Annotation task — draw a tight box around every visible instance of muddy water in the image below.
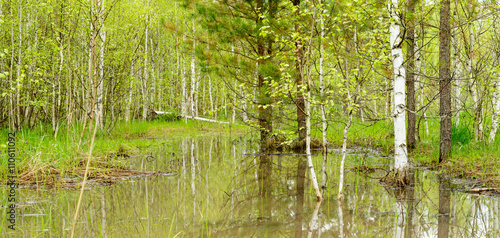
[2,135,500,237]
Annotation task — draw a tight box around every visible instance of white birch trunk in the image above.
[390,0,408,175]
[181,40,187,118]
[306,81,322,201]
[241,85,248,122]
[337,97,352,200]
[190,19,197,117]
[142,13,149,120]
[319,7,328,188]
[232,81,236,123]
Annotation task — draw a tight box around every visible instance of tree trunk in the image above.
[406,0,416,150]
[319,5,328,188]
[190,18,197,117]
[338,107,352,200]
[439,0,452,162]
[490,74,500,143]
[390,0,409,179]
[125,62,134,122]
[257,0,272,152]
[294,0,306,142]
[414,25,423,140]
[452,18,463,127]
[96,0,105,128]
[142,12,149,120]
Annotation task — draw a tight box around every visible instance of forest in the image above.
[1,0,500,237]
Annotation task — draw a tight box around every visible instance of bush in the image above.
[155,112,180,122]
[452,123,472,146]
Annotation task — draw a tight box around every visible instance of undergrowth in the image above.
[0,119,248,183]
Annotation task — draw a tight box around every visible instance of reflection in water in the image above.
[438,176,451,238]
[307,200,322,238]
[393,172,415,238]
[3,136,500,237]
[259,155,272,197]
[295,156,307,238]
[338,199,344,238]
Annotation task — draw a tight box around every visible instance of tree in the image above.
[406,0,416,150]
[439,0,452,162]
[390,0,409,182]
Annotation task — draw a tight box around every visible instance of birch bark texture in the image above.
[389,0,408,176]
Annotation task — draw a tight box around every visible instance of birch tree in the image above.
[390,0,409,182]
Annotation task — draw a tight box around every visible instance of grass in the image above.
[0,119,249,185]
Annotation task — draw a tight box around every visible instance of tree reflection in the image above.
[437,176,451,238]
[258,155,272,197]
[295,156,307,238]
[393,171,415,238]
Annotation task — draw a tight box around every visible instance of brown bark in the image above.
[293,0,306,142]
[439,0,452,162]
[257,0,273,152]
[406,0,416,150]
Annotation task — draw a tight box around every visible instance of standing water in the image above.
[2,135,499,237]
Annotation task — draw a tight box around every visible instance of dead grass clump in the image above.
[16,158,168,189]
[290,138,324,151]
[380,168,410,188]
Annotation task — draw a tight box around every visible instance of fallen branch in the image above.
[182,115,229,124]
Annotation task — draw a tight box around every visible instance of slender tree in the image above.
[439,0,452,162]
[406,0,416,150]
[390,0,409,182]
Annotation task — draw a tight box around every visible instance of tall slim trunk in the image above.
[16,1,23,130]
[232,81,236,123]
[96,0,105,128]
[293,0,306,142]
[337,105,352,200]
[257,0,272,152]
[418,19,429,137]
[190,18,197,117]
[406,0,416,150]
[414,26,423,140]
[319,5,328,188]
[452,22,463,127]
[390,0,408,179]
[8,5,13,130]
[468,24,483,141]
[439,0,452,162]
[305,32,321,201]
[142,11,149,120]
[181,35,187,118]
[125,62,134,122]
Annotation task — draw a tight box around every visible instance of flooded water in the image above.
[2,134,500,237]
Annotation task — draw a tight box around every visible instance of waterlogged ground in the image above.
[1,135,500,237]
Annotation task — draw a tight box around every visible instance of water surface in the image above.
[2,135,499,237]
